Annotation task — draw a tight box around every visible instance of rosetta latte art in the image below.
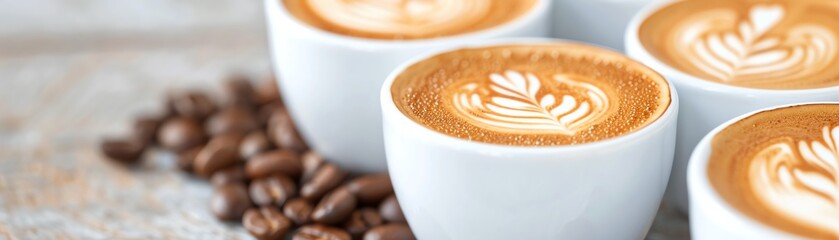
[449,70,609,135]
[675,4,838,85]
[749,126,839,233]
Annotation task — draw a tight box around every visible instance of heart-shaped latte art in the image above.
[675,4,838,85]
[749,126,839,233]
[449,70,610,135]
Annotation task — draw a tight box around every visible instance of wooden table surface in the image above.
[0,1,689,239]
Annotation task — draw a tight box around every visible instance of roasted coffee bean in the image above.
[246,150,302,179]
[133,115,162,146]
[210,165,247,186]
[100,138,145,164]
[205,106,258,136]
[193,133,243,178]
[300,163,346,201]
[283,198,313,225]
[346,174,393,205]
[177,146,202,172]
[257,102,284,128]
[379,195,406,223]
[293,224,351,240]
[168,91,216,120]
[240,131,274,160]
[267,109,307,152]
[222,74,256,107]
[312,187,357,225]
[254,75,281,106]
[345,208,383,238]
[300,151,324,183]
[243,207,291,240]
[363,224,415,240]
[211,183,251,221]
[250,174,297,207]
[158,117,206,153]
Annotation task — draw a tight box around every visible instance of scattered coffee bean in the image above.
[134,115,162,146]
[240,131,274,160]
[246,150,302,179]
[345,208,383,238]
[257,102,284,128]
[363,224,415,240]
[158,117,206,153]
[254,75,281,106]
[347,174,393,205]
[168,91,216,120]
[312,187,357,225]
[250,174,297,207]
[193,133,243,178]
[177,146,202,172]
[267,109,307,152]
[379,195,406,223]
[100,138,145,164]
[283,198,313,225]
[293,224,351,240]
[243,207,292,240]
[300,163,346,201]
[300,151,324,183]
[222,74,256,107]
[211,183,251,221]
[211,165,247,187]
[205,106,258,136]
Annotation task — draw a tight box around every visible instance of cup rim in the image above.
[266,0,551,49]
[380,38,680,156]
[624,0,839,95]
[687,102,839,239]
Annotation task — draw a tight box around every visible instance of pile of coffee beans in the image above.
[100,74,415,240]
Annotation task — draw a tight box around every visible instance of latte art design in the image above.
[677,5,837,85]
[749,126,839,232]
[449,70,609,135]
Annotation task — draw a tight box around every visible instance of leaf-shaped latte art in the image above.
[449,70,609,135]
[749,126,839,232]
[678,4,838,84]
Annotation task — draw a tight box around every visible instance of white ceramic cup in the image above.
[552,0,659,51]
[687,102,837,240]
[381,39,680,240]
[264,0,551,172]
[625,1,839,213]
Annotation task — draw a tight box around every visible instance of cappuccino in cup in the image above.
[626,0,839,213]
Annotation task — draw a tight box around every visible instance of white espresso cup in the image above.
[625,0,839,213]
[381,39,680,240]
[687,102,839,240]
[552,0,658,51]
[264,0,551,172]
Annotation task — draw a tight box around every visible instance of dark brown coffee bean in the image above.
[177,146,202,172]
[254,75,281,106]
[222,74,256,107]
[210,165,246,186]
[250,174,297,207]
[158,117,206,153]
[363,224,415,240]
[283,198,313,225]
[193,133,243,178]
[345,208,383,238]
[293,224,351,240]
[312,187,357,225]
[257,102,284,128]
[100,138,145,164]
[211,183,251,221]
[347,174,393,205]
[267,109,307,152]
[246,150,302,179]
[133,115,162,146]
[379,195,405,223]
[205,106,258,136]
[168,91,216,120]
[300,163,346,201]
[300,151,324,183]
[243,207,291,240]
[240,131,274,160]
